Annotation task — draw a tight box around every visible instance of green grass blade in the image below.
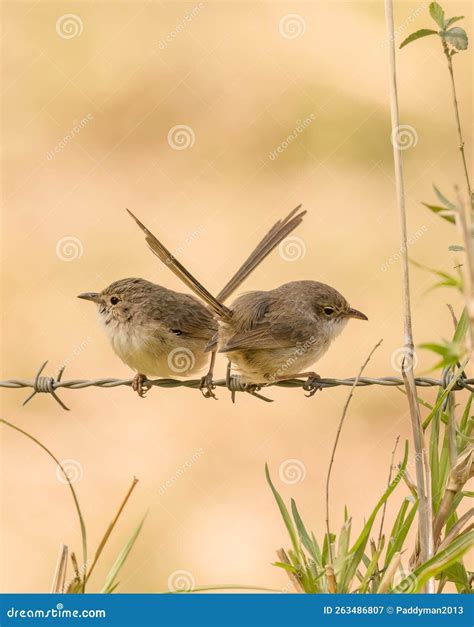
[0,419,88,592]
[265,464,300,556]
[385,500,418,567]
[101,513,147,593]
[339,441,409,591]
[291,499,321,566]
[392,529,474,592]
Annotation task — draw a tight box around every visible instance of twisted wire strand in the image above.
[1,361,473,411]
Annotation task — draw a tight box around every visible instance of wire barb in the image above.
[1,362,473,411]
[21,361,70,411]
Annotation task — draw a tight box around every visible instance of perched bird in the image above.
[78,205,306,397]
[128,212,368,397]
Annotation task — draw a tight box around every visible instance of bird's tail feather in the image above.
[216,204,305,302]
[127,209,232,320]
[127,203,306,321]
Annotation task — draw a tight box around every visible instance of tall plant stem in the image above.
[442,41,473,208]
[383,0,434,592]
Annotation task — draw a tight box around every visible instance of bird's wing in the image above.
[219,322,297,352]
[152,294,218,340]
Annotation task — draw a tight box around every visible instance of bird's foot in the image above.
[199,373,217,400]
[132,373,150,398]
[302,373,322,397]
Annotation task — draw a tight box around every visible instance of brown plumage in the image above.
[129,213,368,386]
[79,205,306,395]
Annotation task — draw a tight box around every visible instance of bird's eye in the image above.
[110,296,119,305]
[324,307,335,316]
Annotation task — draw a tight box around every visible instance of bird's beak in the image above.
[77,292,101,303]
[344,307,368,321]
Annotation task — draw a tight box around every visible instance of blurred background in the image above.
[1,0,472,592]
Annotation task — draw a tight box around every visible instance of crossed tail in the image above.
[127,204,305,320]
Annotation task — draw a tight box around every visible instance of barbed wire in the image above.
[1,361,473,410]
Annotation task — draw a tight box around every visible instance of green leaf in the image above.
[265,464,300,557]
[422,203,455,224]
[400,29,438,49]
[291,499,322,566]
[358,547,383,593]
[429,2,445,28]
[433,185,457,211]
[422,361,469,429]
[339,442,409,591]
[442,27,468,50]
[385,497,415,567]
[101,513,147,593]
[392,529,474,592]
[453,307,468,344]
[444,16,464,29]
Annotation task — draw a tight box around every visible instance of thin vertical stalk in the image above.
[442,41,473,207]
[383,0,434,592]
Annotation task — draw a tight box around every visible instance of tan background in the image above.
[1,0,472,592]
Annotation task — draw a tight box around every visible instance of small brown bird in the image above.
[128,211,368,397]
[78,205,306,397]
